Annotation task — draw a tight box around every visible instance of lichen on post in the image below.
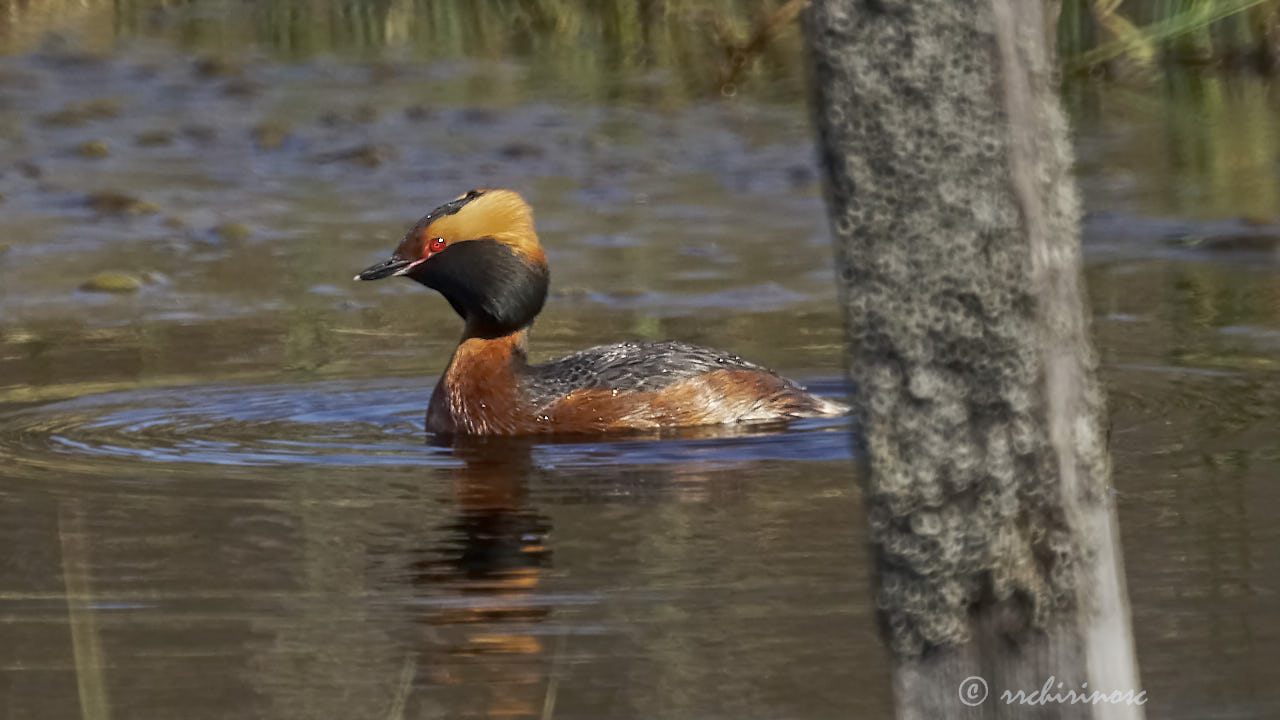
[804,1,1143,717]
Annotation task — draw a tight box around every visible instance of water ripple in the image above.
[0,378,853,473]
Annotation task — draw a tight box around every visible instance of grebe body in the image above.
[356,189,846,435]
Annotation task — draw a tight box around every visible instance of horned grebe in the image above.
[355,189,847,435]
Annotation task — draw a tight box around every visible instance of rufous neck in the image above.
[460,326,528,347]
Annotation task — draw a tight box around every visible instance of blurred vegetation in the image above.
[0,0,812,102]
[6,0,1280,87]
[1061,0,1280,76]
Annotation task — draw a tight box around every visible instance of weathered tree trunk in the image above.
[804,2,1143,718]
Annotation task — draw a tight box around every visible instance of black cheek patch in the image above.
[412,239,549,337]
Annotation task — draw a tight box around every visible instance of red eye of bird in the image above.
[429,237,446,253]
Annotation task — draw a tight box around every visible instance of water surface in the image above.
[1,4,1279,719]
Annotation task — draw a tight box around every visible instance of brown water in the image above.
[1,5,1278,720]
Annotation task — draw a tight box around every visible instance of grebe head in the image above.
[355,189,549,338]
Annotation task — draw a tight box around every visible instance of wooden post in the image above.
[804,1,1144,718]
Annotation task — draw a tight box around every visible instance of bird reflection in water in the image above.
[382,426,780,717]
[404,436,556,719]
